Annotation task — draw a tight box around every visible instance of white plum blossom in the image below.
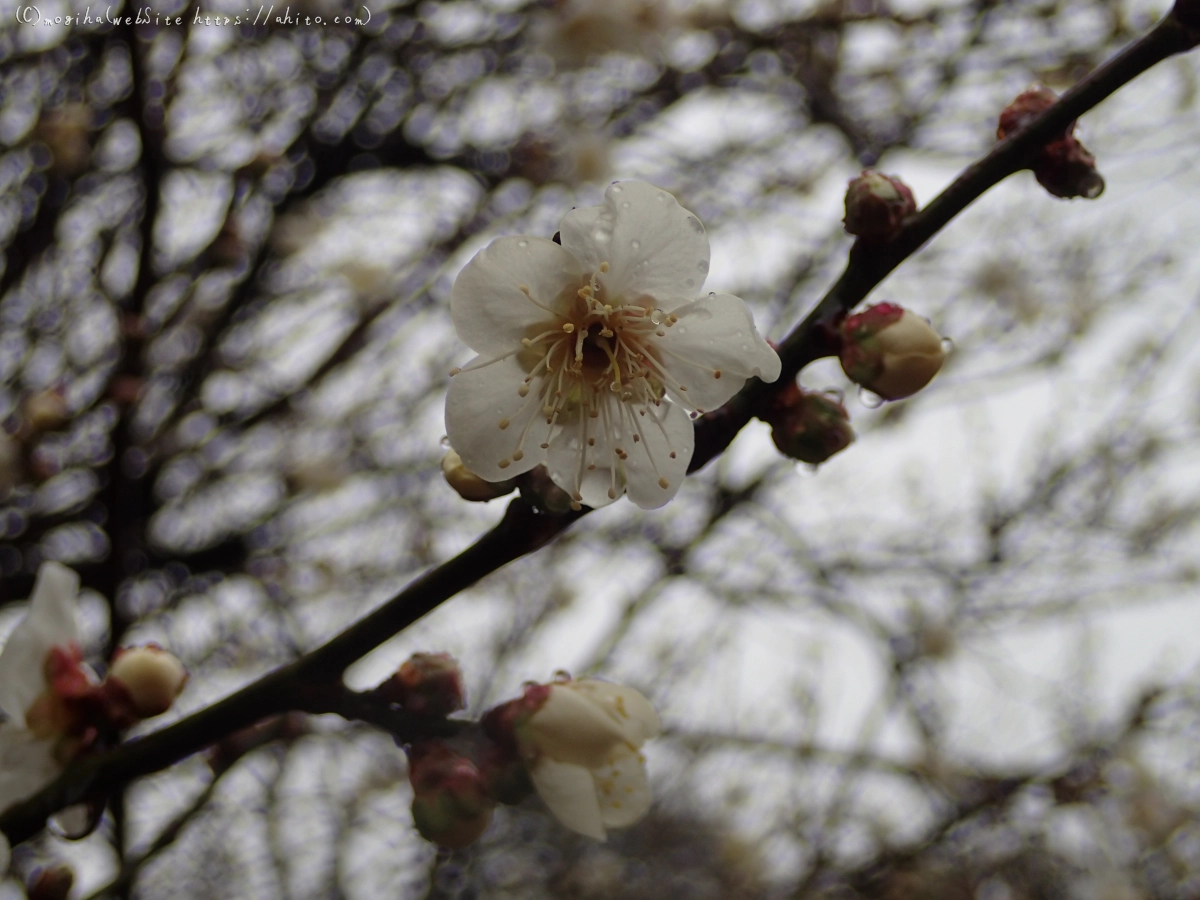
[0,562,81,816]
[521,679,660,841]
[445,181,781,509]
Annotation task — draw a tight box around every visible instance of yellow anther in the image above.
[658,477,669,489]
[562,323,575,333]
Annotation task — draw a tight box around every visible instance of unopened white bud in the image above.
[442,448,516,502]
[109,646,187,718]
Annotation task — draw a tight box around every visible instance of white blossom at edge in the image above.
[0,562,81,816]
[445,180,781,510]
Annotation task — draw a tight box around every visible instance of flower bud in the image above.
[1032,138,1104,200]
[997,86,1104,200]
[839,304,946,401]
[407,742,494,849]
[764,383,855,465]
[442,448,516,502]
[843,171,917,240]
[376,652,465,717]
[108,646,188,718]
[996,84,1062,141]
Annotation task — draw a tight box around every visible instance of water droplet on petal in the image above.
[439,435,451,448]
[522,680,539,690]
[611,184,623,193]
[822,388,845,404]
[621,201,631,209]
[552,669,572,683]
[518,240,528,248]
[630,239,641,251]
[697,260,709,274]
[650,309,665,324]
[941,336,955,353]
[858,386,885,409]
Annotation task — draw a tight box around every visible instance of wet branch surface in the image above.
[2,5,1197,851]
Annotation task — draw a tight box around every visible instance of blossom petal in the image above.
[569,681,660,745]
[545,397,693,510]
[451,236,585,358]
[543,408,622,509]
[445,356,551,483]
[528,684,630,769]
[0,723,61,814]
[0,562,80,723]
[593,743,652,829]
[559,182,710,308]
[529,757,606,841]
[616,399,692,510]
[657,292,781,413]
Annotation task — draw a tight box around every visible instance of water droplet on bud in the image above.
[552,669,572,683]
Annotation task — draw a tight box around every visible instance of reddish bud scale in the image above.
[839,303,904,388]
[843,171,917,241]
[377,652,465,717]
[996,86,1067,141]
[481,682,552,755]
[407,742,495,849]
[997,86,1104,200]
[765,383,855,465]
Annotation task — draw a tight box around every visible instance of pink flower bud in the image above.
[1032,138,1105,200]
[108,645,188,718]
[997,86,1104,200]
[764,382,855,465]
[996,85,1063,141]
[376,652,465,717]
[407,742,494,849]
[843,171,917,240]
[839,304,946,401]
[442,448,517,502]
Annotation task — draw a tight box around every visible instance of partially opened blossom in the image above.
[484,677,660,841]
[445,181,780,509]
[0,562,82,815]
